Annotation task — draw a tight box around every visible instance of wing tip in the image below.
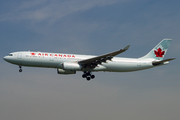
[123,45,130,50]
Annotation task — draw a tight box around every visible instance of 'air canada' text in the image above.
[31,53,75,58]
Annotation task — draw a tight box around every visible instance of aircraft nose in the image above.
[3,56,8,61]
[3,56,11,62]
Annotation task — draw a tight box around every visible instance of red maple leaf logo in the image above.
[31,53,36,55]
[154,48,165,57]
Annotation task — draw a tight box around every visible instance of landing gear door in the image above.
[17,53,22,59]
[137,59,141,66]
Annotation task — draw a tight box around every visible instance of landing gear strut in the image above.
[19,66,22,72]
[82,71,95,81]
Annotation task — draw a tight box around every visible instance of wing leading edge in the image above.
[78,45,130,69]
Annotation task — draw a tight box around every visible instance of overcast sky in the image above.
[0,0,180,120]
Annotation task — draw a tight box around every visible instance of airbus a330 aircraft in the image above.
[3,39,175,81]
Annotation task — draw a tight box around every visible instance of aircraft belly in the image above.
[106,62,137,72]
[22,57,60,68]
[104,61,153,72]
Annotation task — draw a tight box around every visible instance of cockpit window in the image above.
[8,54,13,56]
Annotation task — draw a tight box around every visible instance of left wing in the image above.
[78,45,130,69]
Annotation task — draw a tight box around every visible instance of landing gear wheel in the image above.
[19,66,22,72]
[82,74,86,78]
[86,77,91,81]
[91,75,95,79]
[82,71,95,81]
[86,72,91,76]
[19,69,22,72]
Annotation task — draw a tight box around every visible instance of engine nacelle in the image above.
[57,68,76,74]
[63,62,81,70]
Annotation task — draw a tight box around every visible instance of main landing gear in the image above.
[82,71,95,81]
[19,66,22,72]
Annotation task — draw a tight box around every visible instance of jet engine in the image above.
[62,62,81,70]
[57,68,76,74]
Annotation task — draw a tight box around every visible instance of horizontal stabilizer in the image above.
[152,58,176,66]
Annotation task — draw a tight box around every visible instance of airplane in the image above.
[3,39,175,81]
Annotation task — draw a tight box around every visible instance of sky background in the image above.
[0,0,180,120]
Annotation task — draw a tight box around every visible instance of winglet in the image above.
[123,45,130,51]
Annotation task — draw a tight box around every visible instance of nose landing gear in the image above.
[82,71,95,81]
[19,66,22,72]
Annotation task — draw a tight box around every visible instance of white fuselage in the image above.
[3,51,156,72]
[3,39,173,80]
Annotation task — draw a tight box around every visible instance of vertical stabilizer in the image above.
[140,39,172,60]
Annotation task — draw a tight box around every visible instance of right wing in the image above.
[78,45,130,69]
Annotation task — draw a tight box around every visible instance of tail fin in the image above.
[140,39,172,60]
